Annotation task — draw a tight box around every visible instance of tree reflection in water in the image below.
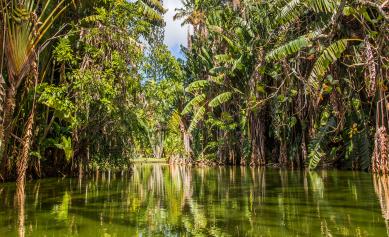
[0,165,388,236]
[374,174,389,237]
[16,181,25,237]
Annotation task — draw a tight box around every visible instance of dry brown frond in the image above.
[372,126,389,174]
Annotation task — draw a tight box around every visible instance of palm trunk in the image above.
[0,75,5,141]
[17,110,35,185]
[0,75,5,181]
[1,82,16,176]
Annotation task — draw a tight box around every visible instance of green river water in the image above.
[0,164,389,236]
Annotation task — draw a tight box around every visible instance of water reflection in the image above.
[374,174,389,237]
[0,165,388,236]
[16,182,25,237]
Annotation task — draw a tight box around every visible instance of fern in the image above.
[185,80,209,93]
[182,94,206,115]
[308,39,348,92]
[308,117,336,169]
[189,106,206,132]
[209,92,233,108]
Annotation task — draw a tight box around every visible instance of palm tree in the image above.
[174,0,213,36]
[0,0,67,182]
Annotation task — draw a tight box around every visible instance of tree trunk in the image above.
[180,117,193,163]
[0,75,5,144]
[232,0,241,10]
[1,83,16,176]
[249,111,266,166]
[279,140,288,167]
[248,49,267,167]
[17,111,34,185]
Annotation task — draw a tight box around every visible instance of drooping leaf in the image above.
[182,94,206,115]
[308,39,348,92]
[308,117,336,169]
[185,80,210,93]
[209,92,233,108]
[189,106,206,132]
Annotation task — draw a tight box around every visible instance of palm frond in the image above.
[2,0,67,80]
[137,0,164,24]
[141,0,166,14]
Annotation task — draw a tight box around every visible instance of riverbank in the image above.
[132,158,168,164]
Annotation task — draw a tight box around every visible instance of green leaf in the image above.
[308,0,339,13]
[54,136,73,161]
[266,33,317,61]
[185,80,209,93]
[189,106,206,133]
[182,94,206,115]
[209,92,233,108]
[308,117,336,170]
[308,39,348,92]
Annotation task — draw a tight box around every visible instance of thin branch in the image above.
[358,0,389,22]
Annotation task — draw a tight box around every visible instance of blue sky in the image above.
[163,0,187,58]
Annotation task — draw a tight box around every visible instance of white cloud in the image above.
[163,0,188,57]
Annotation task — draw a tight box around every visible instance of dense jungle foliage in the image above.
[0,0,388,182]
